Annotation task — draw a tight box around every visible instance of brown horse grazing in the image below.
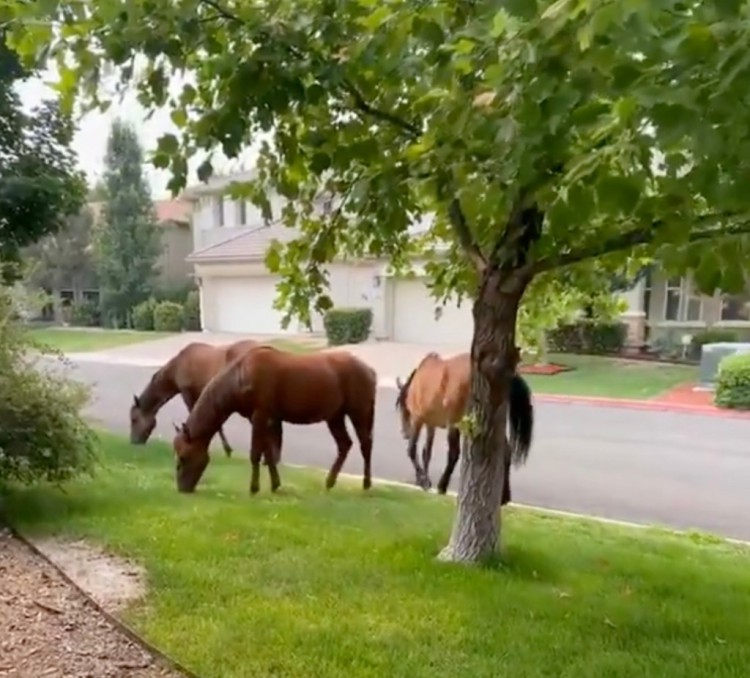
[172,346,377,494]
[395,352,533,501]
[129,339,259,457]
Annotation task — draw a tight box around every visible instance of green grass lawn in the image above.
[3,434,749,678]
[28,327,174,352]
[525,353,697,399]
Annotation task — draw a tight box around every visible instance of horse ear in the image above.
[172,421,181,434]
[181,423,191,441]
[396,377,403,390]
[133,395,140,408]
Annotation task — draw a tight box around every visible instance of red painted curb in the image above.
[535,393,750,420]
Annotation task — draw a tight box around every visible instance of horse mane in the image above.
[184,355,246,439]
[136,357,179,412]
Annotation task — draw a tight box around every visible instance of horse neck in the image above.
[139,364,179,413]
[184,361,243,442]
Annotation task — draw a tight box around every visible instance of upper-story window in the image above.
[213,196,224,227]
[236,200,247,227]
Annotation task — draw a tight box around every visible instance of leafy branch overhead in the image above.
[9,0,750,306]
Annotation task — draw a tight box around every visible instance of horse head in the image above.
[129,394,157,445]
[172,421,210,493]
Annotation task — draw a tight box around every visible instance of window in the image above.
[642,267,653,316]
[213,197,224,227]
[721,294,750,322]
[663,276,703,322]
[236,200,247,226]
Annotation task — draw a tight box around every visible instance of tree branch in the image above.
[448,197,487,271]
[532,213,750,274]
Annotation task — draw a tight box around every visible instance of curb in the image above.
[305,465,750,548]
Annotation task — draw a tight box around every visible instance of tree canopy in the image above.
[8,0,750,561]
[0,36,85,280]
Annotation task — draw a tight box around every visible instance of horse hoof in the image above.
[250,485,260,495]
[437,485,447,495]
[325,477,336,490]
[363,478,372,490]
[224,450,232,459]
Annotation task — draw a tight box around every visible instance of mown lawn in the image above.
[28,328,174,352]
[525,353,698,399]
[3,433,749,678]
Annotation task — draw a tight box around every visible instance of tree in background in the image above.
[24,207,98,320]
[0,36,85,281]
[95,120,161,327]
[12,0,750,562]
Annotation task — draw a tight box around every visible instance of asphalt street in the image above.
[49,357,750,541]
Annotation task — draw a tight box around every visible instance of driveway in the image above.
[49,357,750,542]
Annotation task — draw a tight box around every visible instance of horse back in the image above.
[172,342,230,392]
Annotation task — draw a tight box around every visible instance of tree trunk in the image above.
[439,265,529,564]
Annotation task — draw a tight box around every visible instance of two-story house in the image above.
[182,170,475,344]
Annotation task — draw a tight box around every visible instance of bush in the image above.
[69,299,101,327]
[182,290,201,331]
[547,320,627,355]
[0,290,96,486]
[132,298,157,331]
[323,307,373,346]
[153,281,194,305]
[715,353,750,410]
[689,329,739,361]
[153,300,184,332]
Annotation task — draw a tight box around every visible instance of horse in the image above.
[129,339,260,457]
[395,351,533,502]
[172,345,377,494]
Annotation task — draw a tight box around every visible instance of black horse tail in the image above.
[508,374,534,466]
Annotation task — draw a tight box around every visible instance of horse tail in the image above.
[508,374,533,466]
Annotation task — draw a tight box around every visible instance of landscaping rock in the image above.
[0,528,186,678]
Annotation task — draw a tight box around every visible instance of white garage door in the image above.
[391,278,474,345]
[208,276,293,334]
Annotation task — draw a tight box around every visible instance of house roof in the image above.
[187,222,299,263]
[180,170,258,200]
[87,199,191,226]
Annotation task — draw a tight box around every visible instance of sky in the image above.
[16,68,258,200]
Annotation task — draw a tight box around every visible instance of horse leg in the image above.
[263,421,282,493]
[501,444,512,506]
[406,423,429,490]
[349,404,374,491]
[261,419,283,467]
[249,415,267,494]
[421,426,436,489]
[437,427,461,495]
[325,414,353,490]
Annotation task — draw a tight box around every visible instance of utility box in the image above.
[699,342,750,388]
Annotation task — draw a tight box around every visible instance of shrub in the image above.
[715,353,750,410]
[153,300,184,332]
[689,329,739,361]
[182,290,201,331]
[132,298,157,331]
[0,290,96,486]
[153,281,194,305]
[323,307,373,346]
[547,320,627,355]
[69,299,101,327]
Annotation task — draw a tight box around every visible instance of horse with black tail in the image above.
[395,351,533,502]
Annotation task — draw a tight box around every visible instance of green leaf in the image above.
[197,159,214,183]
[359,6,393,30]
[310,152,332,174]
[596,176,642,214]
[491,10,510,38]
[156,134,179,155]
[170,109,188,128]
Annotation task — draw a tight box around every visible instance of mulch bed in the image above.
[0,528,187,678]
[518,362,573,376]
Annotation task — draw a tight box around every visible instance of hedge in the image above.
[323,307,373,346]
[714,353,750,410]
[69,300,101,327]
[182,290,201,331]
[546,320,627,355]
[132,298,157,331]
[153,301,184,332]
